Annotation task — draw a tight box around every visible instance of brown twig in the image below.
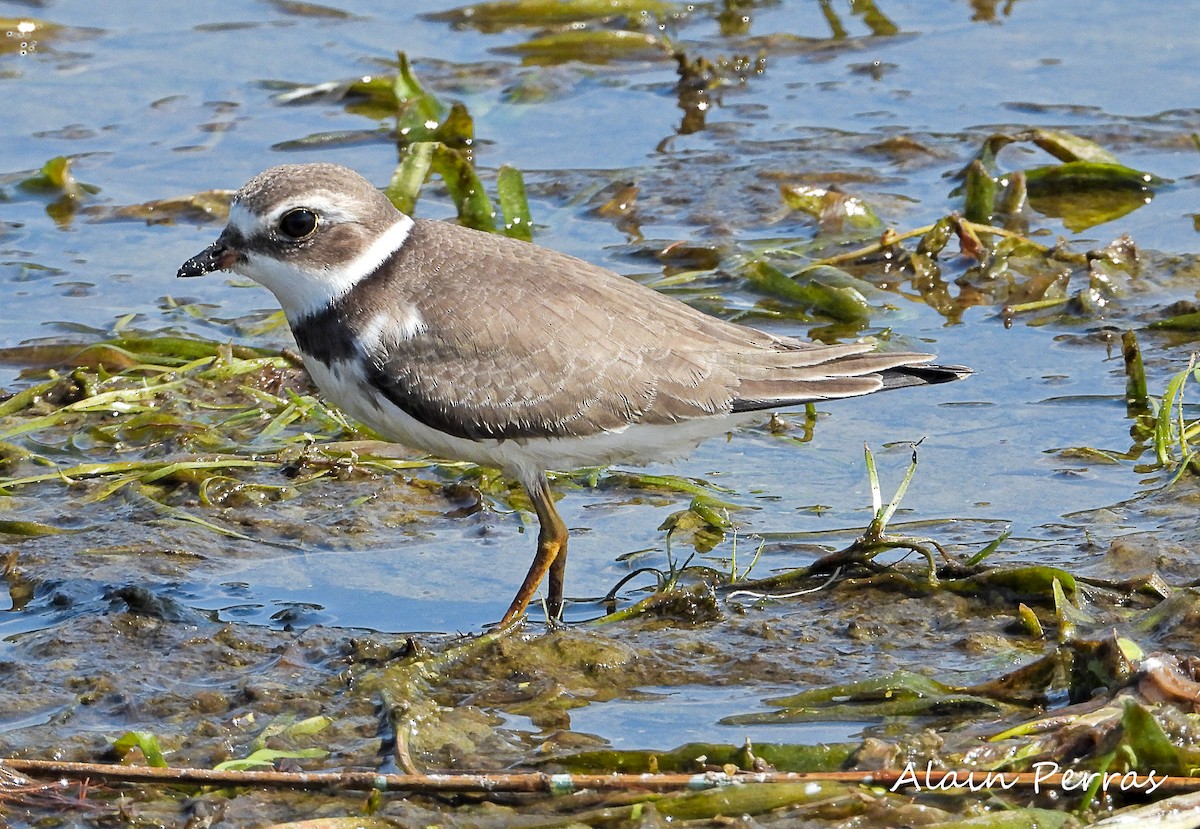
[813,219,1047,268]
[3,759,1199,796]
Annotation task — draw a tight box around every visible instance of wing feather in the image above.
[319,220,953,441]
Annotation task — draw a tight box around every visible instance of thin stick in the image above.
[2,759,1196,795]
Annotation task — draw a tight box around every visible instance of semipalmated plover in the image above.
[179,162,968,626]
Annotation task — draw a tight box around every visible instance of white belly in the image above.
[303,356,750,487]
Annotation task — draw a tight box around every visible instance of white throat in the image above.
[233,209,414,322]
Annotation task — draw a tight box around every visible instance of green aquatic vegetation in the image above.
[497,28,672,64]
[272,54,533,236]
[0,336,277,369]
[1127,350,1200,481]
[112,731,167,768]
[207,714,333,771]
[653,780,861,821]
[213,747,328,771]
[691,193,1133,329]
[0,17,60,55]
[425,0,685,30]
[718,444,1082,622]
[555,741,855,774]
[1123,329,1150,412]
[18,156,98,199]
[276,53,471,149]
[390,52,467,148]
[0,518,83,536]
[495,164,533,241]
[812,0,898,38]
[726,131,1159,328]
[1148,311,1200,332]
[0,339,418,533]
[674,50,767,91]
[780,184,882,233]
[740,260,872,323]
[17,156,100,226]
[266,0,358,19]
[593,445,1043,625]
[655,492,744,553]
[81,189,233,225]
[819,443,946,582]
[959,129,1166,231]
[386,141,531,237]
[512,636,1197,821]
[1123,332,1200,479]
[668,49,767,135]
[721,669,1010,725]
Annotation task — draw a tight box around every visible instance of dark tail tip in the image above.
[882,363,972,391]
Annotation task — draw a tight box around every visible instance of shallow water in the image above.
[3,0,1200,821]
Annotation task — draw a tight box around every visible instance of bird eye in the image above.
[278,208,318,239]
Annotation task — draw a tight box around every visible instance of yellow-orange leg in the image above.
[499,472,568,626]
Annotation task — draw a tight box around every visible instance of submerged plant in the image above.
[1127,342,1200,482]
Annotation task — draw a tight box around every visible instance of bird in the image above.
[178,162,968,627]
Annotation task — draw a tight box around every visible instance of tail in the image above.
[880,363,972,392]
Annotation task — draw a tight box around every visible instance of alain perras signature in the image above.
[890,760,1167,796]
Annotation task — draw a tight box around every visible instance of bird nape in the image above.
[178,162,970,627]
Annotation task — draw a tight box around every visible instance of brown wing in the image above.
[353,220,949,441]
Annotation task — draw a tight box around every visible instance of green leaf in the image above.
[1122,329,1149,408]
[18,156,100,225]
[0,519,83,537]
[1016,603,1044,638]
[385,142,436,215]
[997,169,1028,217]
[0,378,66,417]
[741,260,871,322]
[433,101,475,149]
[386,142,504,232]
[916,216,955,257]
[963,159,997,224]
[556,741,854,774]
[425,0,682,29]
[497,165,533,241]
[87,190,233,225]
[1148,311,1200,331]
[761,669,950,708]
[656,780,852,821]
[212,747,327,771]
[853,0,898,37]
[113,731,167,767]
[941,565,1078,602]
[973,133,1017,176]
[780,184,881,231]
[1024,128,1121,164]
[497,29,669,65]
[1024,160,1165,193]
[284,714,333,737]
[429,144,497,232]
[965,527,1011,566]
[19,156,98,198]
[1121,699,1182,776]
[721,669,1006,724]
[393,51,445,140]
[1024,162,1164,231]
[345,74,403,113]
